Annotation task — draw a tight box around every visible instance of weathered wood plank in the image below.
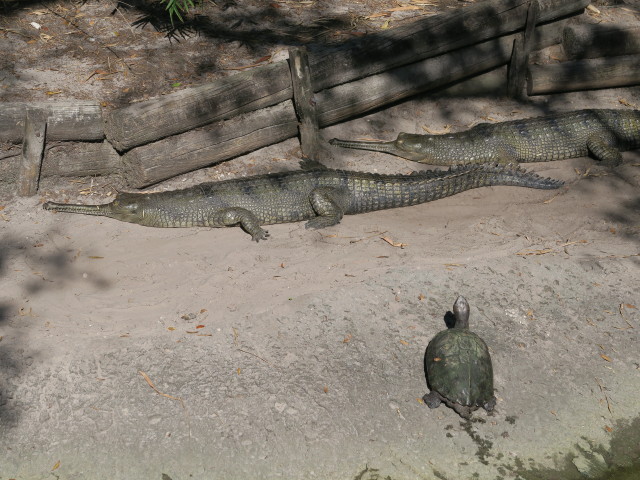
[562,23,640,60]
[122,101,299,187]
[309,0,588,91]
[103,0,587,152]
[104,61,293,152]
[507,0,540,98]
[42,141,121,177]
[527,54,640,95]
[289,46,321,161]
[0,102,103,143]
[17,109,47,196]
[317,21,563,126]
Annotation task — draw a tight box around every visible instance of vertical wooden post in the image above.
[508,0,540,98]
[288,46,321,161]
[17,108,47,196]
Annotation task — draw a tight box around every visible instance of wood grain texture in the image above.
[104,61,293,152]
[289,47,321,161]
[527,54,640,95]
[17,108,47,196]
[122,101,298,187]
[0,102,103,143]
[563,23,640,60]
[42,141,121,177]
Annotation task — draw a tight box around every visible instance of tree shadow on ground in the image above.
[0,232,111,429]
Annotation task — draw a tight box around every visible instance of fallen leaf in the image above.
[586,4,601,14]
[388,5,421,11]
[381,236,407,248]
[604,425,613,432]
[625,304,636,309]
[433,357,441,362]
[323,386,328,393]
[422,124,452,134]
[609,227,616,234]
[167,327,176,331]
[138,371,183,403]
[418,293,425,301]
[600,354,612,362]
[237,367,242,375]
[51,460,60,471]
[366,12,391,18]
[88,256,104,259]
[516,248,554,256]
[343,334,352,343]
[399,339,409,345]
[46,90,62,95]
[195,325,205,329]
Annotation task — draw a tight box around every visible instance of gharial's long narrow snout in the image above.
[329,135,427,161]
[43,201,113,216]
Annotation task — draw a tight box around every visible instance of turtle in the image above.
[423,295,496,419]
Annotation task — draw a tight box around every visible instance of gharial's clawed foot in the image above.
[251,229,270,242]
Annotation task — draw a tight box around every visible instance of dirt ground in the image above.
[1,1,640,480]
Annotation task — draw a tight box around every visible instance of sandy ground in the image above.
[2,1,640,479]
[1,87,640,479]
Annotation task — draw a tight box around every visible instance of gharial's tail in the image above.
[447,163,564,190]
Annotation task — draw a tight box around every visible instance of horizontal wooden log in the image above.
[42,141,121,177]
[527,54,640,95]
[122,102,299,187]
[563,23,640,60]
[105,61,293,152]
[316,21,564,126]
[121,21,564,188]
[1,141,121,180]
[0,102,103,143]
[104,0,587,152]
[309,0,588,91]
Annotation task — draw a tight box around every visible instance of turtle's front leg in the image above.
[208,207,269,242]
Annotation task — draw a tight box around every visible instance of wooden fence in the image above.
[2,0,638,194]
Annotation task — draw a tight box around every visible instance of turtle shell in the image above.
[425,328,494,408]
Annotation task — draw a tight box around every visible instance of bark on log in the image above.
[122,102,299,187]
[0,102,103,143]
[289,47,321,161]
[105,61,293,152]
[17,109,47,196]
[563,23,640,60]
[121,21,563,188]
[104,0,588,152]
[507,0,540,98]
[42,141,121,177]
[527,54,640,95]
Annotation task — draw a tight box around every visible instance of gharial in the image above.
[423,296,496,419]
[330,109,640,167]
[43,161,562,242]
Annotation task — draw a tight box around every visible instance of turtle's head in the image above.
[452,296,470,329]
